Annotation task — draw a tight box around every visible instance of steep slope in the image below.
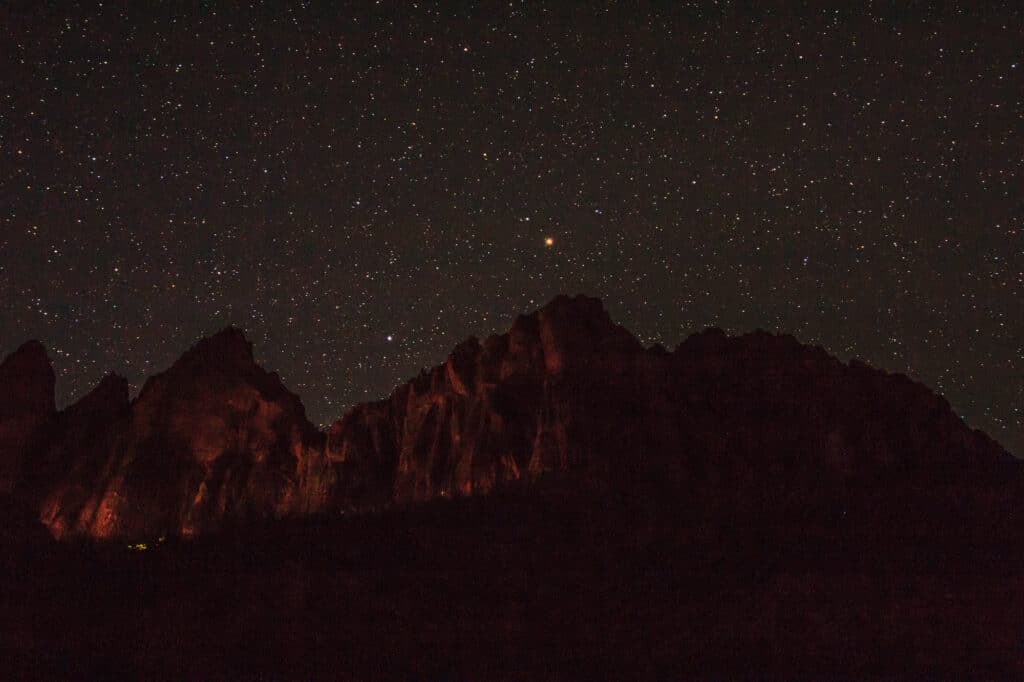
[670,327,1008,473]
[318,294,645,510]
[40,328,324,539]
[0,341,56,496]
[323,295,1013,515]
[37,374,131,538]
[15,294,1018,540]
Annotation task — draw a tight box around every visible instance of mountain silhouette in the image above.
[3,295,1024,679]
[0,294,1016,541]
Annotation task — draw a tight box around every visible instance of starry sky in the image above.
[1,2,1021,456]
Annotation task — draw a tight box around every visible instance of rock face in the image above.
[324,295,1013,517]
[0,341,56,495]
[37,374,131,537]
[40,329,324,539]
[318,295,646,510]
[2,295,1016,540]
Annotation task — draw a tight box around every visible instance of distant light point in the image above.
[544,237,555,247]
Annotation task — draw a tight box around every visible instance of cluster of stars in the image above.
[1,3,1020,455]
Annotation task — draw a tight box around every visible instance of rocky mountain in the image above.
[319,294,646,510]
[34,373,130,520]
[0,295,1016,541]
[37,329,324,539]
[0,341,56,496]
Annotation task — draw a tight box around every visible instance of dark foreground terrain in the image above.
[5,469,1024,681]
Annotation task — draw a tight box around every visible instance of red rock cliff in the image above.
[1,295,1013,540]
[38,328,324,539]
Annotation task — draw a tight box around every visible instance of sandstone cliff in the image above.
[0,295,1014,540]
[0,341,56,496]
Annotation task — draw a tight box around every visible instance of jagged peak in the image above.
[131,326,267,405]
[539,295,641,346]
[449,335,482,356]
[86,372,130,403]
[677,326,812,356]
[197,325,253,354]
[510,295,612,333]
[61,372,130,420]
[675,326,727,353]
[0,339,56,414]
[2,339,53,372]
[536,294,627,336]
[540,292,608,315]
[176,326,256,369]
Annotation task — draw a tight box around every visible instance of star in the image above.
[0,3,1017,457]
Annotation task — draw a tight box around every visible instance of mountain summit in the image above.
[4,296,1024,679]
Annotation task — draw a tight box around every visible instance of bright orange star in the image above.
[544,236,555,247]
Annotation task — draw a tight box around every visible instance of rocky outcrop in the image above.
[5,295,1016,540]
[317,295,646,508]
[321,295,1013,515]
[37,374,131,538]
[668,327,1011,476]
[40,328,324,539]
[0,341,56,495]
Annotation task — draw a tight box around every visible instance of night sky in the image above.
[1,2,1021,456]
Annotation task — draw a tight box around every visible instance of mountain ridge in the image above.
[0,294,1016,540]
